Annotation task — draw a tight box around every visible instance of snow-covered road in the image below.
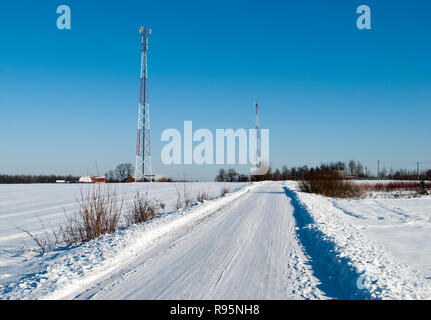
[3,181,429,299]
[69,182,323,300]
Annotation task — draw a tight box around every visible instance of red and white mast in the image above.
[135,26,153,182]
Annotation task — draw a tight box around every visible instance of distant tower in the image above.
[254,102,261,164]
[135,26,153,182]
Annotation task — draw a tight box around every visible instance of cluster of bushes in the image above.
[359,181,430,194]
[20,186,164,254]
[417,181,430,195]
[298,171,363,198]
[125,193,165,226]
[391,170,431,181]
[298,174,430,198]
[61,186,124,246]
[21,184,230,254]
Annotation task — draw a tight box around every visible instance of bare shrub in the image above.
[19,187,163,253]
[174,183,182,210]
[60,185,123,246]
[159,202,166,212]
[125,192,160,225]
[197,191,209,202]
[174,182,193,209]
[17,216,59,254]
[183,182,192,208]
[220,187,230,197]
[298,171,363,198]
[417,181,429,195]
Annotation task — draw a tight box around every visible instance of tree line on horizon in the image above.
[0,174,80,184]
[215,160,431,182]
[2,160,430,184]
[0,163,135,184]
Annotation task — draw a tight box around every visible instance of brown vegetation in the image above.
[197,191,209,202]
[174,182,193,209]
[60,186,123,246]
[359,181,431,193]
[17,216,60,254]
[298,171,363,198]
[220,187,230,197]
[125,192,160,225]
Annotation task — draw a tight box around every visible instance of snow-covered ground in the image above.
[1,181,323,300]
[286,181,431,299]
[0,182,248,288]
[1,181,430,299]
[330,193,431,284]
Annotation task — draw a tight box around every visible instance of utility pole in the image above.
[417,161,420,180]
[135,26,153,182]
[377,160,380,179]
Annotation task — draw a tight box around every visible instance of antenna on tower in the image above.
[135,26,153,182]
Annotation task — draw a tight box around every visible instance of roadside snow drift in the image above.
[285,181,431,299]
[2,181,430,300]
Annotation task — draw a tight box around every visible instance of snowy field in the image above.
[0,182,248,289]
[331,192,431,284]
[286,181,431,299]
[1,181,430,299]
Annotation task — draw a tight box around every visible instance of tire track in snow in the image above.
[73,182,324,300]
[1,184,253,300]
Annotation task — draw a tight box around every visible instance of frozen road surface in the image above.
[71,182,323,299]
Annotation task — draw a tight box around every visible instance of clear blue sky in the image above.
[0,0,430,180]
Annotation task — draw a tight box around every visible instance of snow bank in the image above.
[285,181,431,299]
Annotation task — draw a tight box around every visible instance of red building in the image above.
[79,176,106,183]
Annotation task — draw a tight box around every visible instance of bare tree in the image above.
[105,170,116,182]
[355,161,364,177]
[227,169,238,182]
[124,163,134,179]
[348,160,356,177]
[215,169,227,182]
[115,163,134,182]
[281,166,289,180]
[273,168,281,180]
[381,167,388,178]
[335,161,346,171]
